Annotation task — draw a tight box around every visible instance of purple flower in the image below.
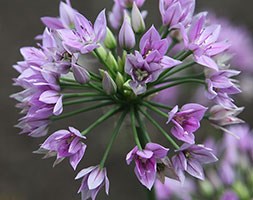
[167,103,207,144]
[125,26,181,94]
[172,143,218,180]
[205,69,241,108]
[12,63,63,137]
[75,166,109,200]
[41,2,77,30]
[209,13,253,72]
[126,143,169,190]
[159,0,195,28]
[183,12,230,71]
[39,127,86,170]
[221,190,239,200]
[209,105,244,135]
[155,178,195,200]
[57,10,107,54]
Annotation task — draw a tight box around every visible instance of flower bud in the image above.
[100,70,117,95]
[119,17,136,50]
[72,64,90,84]
[131,2,145,33]
[115,72,125,89]
[105,52,118,71]
[104,27,117,49]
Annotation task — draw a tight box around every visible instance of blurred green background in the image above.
[0,0,253,199]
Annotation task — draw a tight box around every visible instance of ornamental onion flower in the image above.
[11,0,250,199]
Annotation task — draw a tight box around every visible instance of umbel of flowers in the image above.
[12,0,246,199]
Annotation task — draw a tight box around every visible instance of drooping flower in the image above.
[57,10,107,54]
[126,143,169,190]
[183,12,230,71]
[156,157,180,183]
[172,143,218,180]
[205,69,241,107]
[208,105,244,135]
[167,103,207,144]
[159,0,195,28]
[75,166,109,200]
[125,26,181,94]
[37,127,87,170]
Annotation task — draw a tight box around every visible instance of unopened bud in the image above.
[105,52,118,71]
[104,27,117,49]
[115,72,125,89]
[100,70,117,95]
[72,64,90,84]
[119,16,136,50]
[131,2,145,33]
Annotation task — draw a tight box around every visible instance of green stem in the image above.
[63,92,104,99]
[89,71,102,81]
[52,101,113,121]
[175,50,192,60]
[63,97,112,106]
[88,82,105,94]
[139,107,179,149]
[157,73,205,85]
[135,109,151,143]
[142,102,168,118]
[60,77,76,83]
[82,106,121,135]
[144,101,172,111]
[147,188,156,200]
[143,78,205,98]
[94,48,116,77]
[100,111,128,168]
[155,61,195,84]
[130,107,142,150]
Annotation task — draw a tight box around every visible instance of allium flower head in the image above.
[75,166,109,200]
[167,103,207,144]
[126,143,169,190]
[39,127,87,170]
[172,143,218,180]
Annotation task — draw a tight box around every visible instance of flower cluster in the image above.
[12,0,249,199]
